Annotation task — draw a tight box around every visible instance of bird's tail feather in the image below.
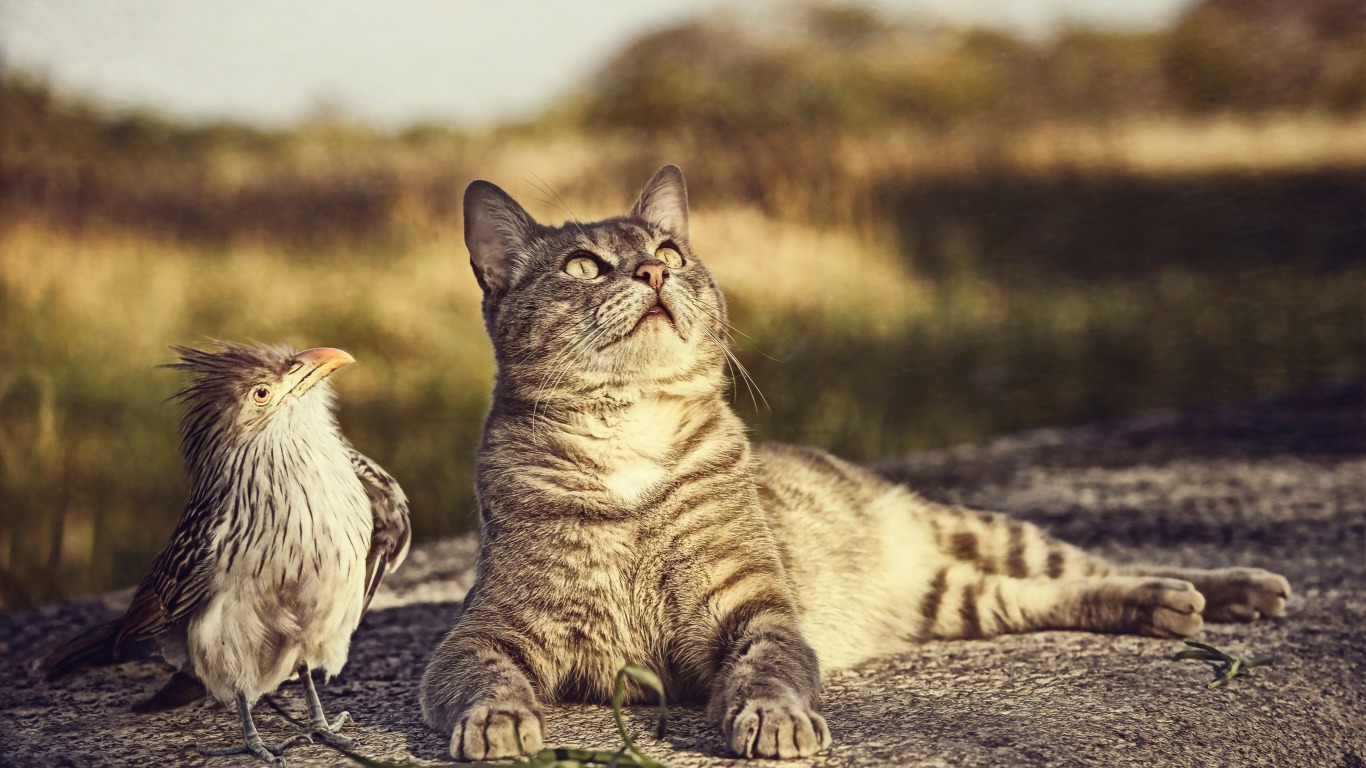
[132,671,207,713]
[37,619,123,681]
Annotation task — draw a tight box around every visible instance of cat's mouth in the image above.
[630,300,676,334]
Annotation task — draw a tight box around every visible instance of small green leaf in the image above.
[1174,649,1217,660]
[1173,640,1272,692]
[611,663,670,768]
[618,663,669,739]
[1182,641,1233,663]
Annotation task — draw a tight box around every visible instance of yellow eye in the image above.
[252,385,271,404]
[564,256,600,280]
[655,246,684,268]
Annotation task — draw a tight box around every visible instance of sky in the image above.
[0,0,1191,129]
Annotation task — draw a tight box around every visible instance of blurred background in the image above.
[1,0,1362,608]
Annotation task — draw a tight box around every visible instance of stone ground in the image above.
[3,381,1363,768]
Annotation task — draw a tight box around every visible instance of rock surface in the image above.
[3,381,1363,768]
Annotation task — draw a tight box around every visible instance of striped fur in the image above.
[419,166,1291,761]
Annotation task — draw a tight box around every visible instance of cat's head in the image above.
[465,165,729,397]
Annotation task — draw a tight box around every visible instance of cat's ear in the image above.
[464,180,537,294]
[630,165,689,239]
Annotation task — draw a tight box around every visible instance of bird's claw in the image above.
[297,710,354,749]
[193,733,310,764]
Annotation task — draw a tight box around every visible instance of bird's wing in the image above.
[116,495,220,646]
[348,445,412,615]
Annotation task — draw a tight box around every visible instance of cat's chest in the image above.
[572,399,692,507]
[596,440,668,506]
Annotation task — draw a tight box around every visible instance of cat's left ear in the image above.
[465,179,538,294]
[631,165,689,240]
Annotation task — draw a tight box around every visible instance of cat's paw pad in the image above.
[449,701,544,761]
[723,692,832,759]
[1200,568,1291,622]
[1135,578,1206,638]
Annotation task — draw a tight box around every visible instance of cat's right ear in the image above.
[464,180,537,294]
[631,165,689,239]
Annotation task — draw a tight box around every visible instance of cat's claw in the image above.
[723,692,832,759]
[449,701,545,761]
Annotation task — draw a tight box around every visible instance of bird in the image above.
[38,342,411,764]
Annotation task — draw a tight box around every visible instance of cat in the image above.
[419,165,1291,761]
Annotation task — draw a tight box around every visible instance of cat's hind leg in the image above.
[1117,566,1290,622]
[917,500,1289,631]
[920,564,1206,640]
[922,505,1116,581]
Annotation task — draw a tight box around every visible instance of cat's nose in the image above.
[634,260,670,290]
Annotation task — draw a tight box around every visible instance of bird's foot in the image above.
[194,732,311,765]
[304,710,355,749]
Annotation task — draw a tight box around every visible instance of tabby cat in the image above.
[419,165,1291,761]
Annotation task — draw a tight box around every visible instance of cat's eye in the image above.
[251,385,271,404]
[655,245,684,268]
[564,256,600,280]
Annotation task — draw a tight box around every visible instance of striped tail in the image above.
[37,619,123,681]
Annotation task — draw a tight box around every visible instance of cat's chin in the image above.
[599,333,704,383]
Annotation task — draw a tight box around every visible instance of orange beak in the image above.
[286,347,356,396]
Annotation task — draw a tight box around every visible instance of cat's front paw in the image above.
[1199,568,1291,622]
[722,691,832,759]
[448,700,544,761]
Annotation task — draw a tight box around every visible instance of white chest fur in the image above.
[575,397,695,507]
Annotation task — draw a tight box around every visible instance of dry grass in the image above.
[1006,114,1366,175]
[0,222,494,605]
[0,206,913,604]
[1,116,1362,607]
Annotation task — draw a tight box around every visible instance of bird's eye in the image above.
[564,255,600,280]
[655,245,684,268]
[252,385,271,404]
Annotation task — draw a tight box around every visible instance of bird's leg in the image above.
[195,691,310,765]
[297,664,355,748]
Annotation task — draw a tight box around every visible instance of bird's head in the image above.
[165,343,356,474]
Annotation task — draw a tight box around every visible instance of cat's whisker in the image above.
[667,292,770,410]
[511,312,597,367]
[669,290,778,363]
[527,330,594,435]
[669,294,767,412]
[529,345,589,437]
[669,294,742,400]
[522,170,583,230]
[530,322,615,437]
[719,335,768,412]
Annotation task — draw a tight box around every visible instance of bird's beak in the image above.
[285,347,356,397]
